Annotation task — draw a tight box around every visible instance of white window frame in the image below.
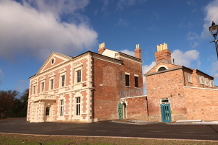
[60,99,64,116]
[199,75,204,84]
[59,69,67,88]
[74,66,82,84]
[76,70,82,83]
[210,80,214,87]
[187,73,192,83]
[205,78,209,86]
[41,81,45,92]
[51,57,56,65]
[134,74,139,88]
[75,97,81,116]
[50,78,54,90]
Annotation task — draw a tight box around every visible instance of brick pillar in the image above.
[135,44,142,59]
[98,43,106,54]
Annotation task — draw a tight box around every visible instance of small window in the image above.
[41,82,44,92]
[160,98,169,104]
[135,76,138,87]
[158,67,167,72]
[199,75,203,84]
[33,85,36,94]
[188,73,192,83]
[51,58,55,64]
[60,100,64,116]
[125,74,130,86]
[50,79,54,90]
[205,78,209,86]
[77,70,81,83]
[61,75,65,87]
[210,80,214,87]
[76,97,81,116]
[46,107,50,116]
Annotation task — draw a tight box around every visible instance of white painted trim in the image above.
[156,65,168,72]
[183,86,218,91]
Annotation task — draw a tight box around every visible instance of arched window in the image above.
[158,67,167,72]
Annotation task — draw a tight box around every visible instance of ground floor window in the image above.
[76,97,81,116]
[46,107,50,116]
[60,100,64,116]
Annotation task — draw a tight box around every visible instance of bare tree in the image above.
[0,90,19,119]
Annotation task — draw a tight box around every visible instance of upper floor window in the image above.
[187,73,192,83]
[205,78,209,86]
[61,75,65,87]
[77,70,81,83]
[210,80,214,87]
[125,74,130,87]
[158,67,167,72]
[199,75,204,84]
[41,82,44,92]
[33,85,36,94]
[135,76,138,87]
[50,79,54,90]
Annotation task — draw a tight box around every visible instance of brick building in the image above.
[145,43,218,122]
[27,43,146,123]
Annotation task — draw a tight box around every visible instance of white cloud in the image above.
[171,49,199,67]
[120,49,135,56]
[117,18,129,27]
[214,73,218,79]
[187,32,200,48]
[0,69,3,84]
[142,61,156,92]
[143,61,156,74]
[0,70,3,77]
[0,0,98,60]
[117,0,147,10]
[201,0,218,38]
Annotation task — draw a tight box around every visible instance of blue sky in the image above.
[1,0,218,92]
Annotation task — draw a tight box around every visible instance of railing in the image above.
[120,87,146,98]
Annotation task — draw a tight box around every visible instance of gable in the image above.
[146,62,180,74]
[37,52,72,74]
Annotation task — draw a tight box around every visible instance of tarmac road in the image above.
[0,118,218,140]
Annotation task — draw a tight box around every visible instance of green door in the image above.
[160,104,172,122]
[118,103,123,119]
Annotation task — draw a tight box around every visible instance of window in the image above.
[51,58,55,64]
[160,98,169,104]
[33,85,36,94]
[188,73,192,83]
[205,78,209,86]
[60,100,64,116]
[210,80,214,87]
[41,82,44,92]
[50,79,54,90]
[125,74,130,86]
[135,76,138,87]
[199,75,203,84]
[46,107,50,116]
[158,67,167,72]
[77,70,81,83]
[61,75,65,87]
[76,97,81,116]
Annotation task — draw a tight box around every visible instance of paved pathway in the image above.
[0,118,218,140]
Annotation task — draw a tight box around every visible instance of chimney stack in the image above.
[135,44,142,59]
[98,42,106,54]
[155,43,172,63]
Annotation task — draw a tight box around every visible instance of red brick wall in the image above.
[146,69,187,121]
[125,97,147,120]
[184,87,218,121]
[93,55,143,120]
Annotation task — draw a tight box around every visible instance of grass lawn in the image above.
[0,133,218,145]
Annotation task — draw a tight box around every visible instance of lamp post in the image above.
[209,21,218,58]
